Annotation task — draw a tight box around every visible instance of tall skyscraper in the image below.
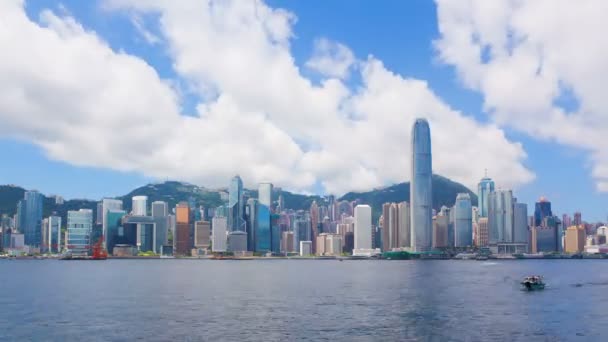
[534,197,552,226]
[228,175,245,231]
[398,202,410,248]
[67,209,93,257]
[310,201,320,253]
[194,221,211,249]
[477,173,495,218]
[488,190,514,243]
[175,202,190,256]
[246,198,258,252]
[410,118,433,252]
[381,203,391,251]
[513,202,529,243]
[475,217,489,247]
[132,196,148,216]
[353,205,372,252]
[102,198,123,248]
[212,216,227,252]
[454,193,473,247]
[20,191,43,247]
[573,212,582,226]
[47,215,62,253]
[256,183,272,252]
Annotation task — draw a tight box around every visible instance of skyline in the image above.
[1,0,608,220]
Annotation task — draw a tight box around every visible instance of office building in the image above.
[534,197,553,226]
[454,193,473,247]
[488,190,514,243]
[565,225,586,254]
[212,216,228,252]
[381,203,391,251]
[67,209,93,257]
[281,231,295,253]
[310,201,320,253]
[194,221,211,249]
[513,203,528,243]
[19,191,44,247]
[410,118,433,252]
[227,231,248,253]
[477,174,495,218]
[228,175,245,231]
[353,205,373,255]
[152,201,168,218]
[246,198,258,252]
[398,202,410,248]
[102,199,123,248]
[132,196,148,216]
[105,210,126,254]
[256,183,272,252]
[175,202,191,256]
[300,240,312,256]
[47,215,62,253]
[433,212,449,248]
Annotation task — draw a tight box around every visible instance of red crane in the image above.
[91,235,108,260]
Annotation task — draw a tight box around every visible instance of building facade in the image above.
[410,118,433,252]
[454,193,473,247]
[67,209,93,257]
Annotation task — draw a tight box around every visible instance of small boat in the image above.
[521,275,545,291]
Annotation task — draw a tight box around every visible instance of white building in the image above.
[212,216,228,252]
[132,196,148,216]
[300,241,312,256]
[353,205,380,256]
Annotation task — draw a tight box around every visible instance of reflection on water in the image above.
[0,259,607,341]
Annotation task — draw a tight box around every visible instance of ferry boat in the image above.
[521,275,545,291]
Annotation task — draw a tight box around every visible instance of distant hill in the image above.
[0,174,476,227]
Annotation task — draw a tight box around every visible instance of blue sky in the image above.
[1,0,607,221]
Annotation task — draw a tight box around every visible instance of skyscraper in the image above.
[381,203,391,251]
[175,202,190,256]
[152,201,168,218]
[488,190,514,243]
[477,173,495,218]
[20,191,43,247]
[310,201,320,253]
[132,196,148,216]
[228,175,245,232]
[353,205,372,253]
[67,209,93,257]
[454,193,473,247]
[513,202,529,243]
[47,215,62,253]
[102,198,123,248]
[410,118,433,252]
[212,216,227,252]
[534,197,552,226]
[398,202,410,248]
[256,183,272,252]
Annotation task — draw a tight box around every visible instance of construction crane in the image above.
[91,235,108,260]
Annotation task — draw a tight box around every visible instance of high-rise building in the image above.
[47,215,62,253]
[562,214,572,230]
[175,202,191,256]
[102,199,123,248]
[477,174,495,218]
[96,202,103,225]
[475,217,489,247]
[212,216,227,252]
[573,212,582,226]
[228,175,245,231]
[389,203,399,249]
[152,201,168,218]
[246,198,258,252]
[534,197,552,226]
[281,231,295,253]
[433,214,449,248]
[564,225,586,254]
[132,196,148,216]
[398,202,410,248]
[67,209,93,257]
[488,190,514,243]
[513,203,529,243]
[454,193,473,247]
[20,191,43,247]
[381,203,391,251]
[106,209,126,254]
[256,183,272,252]
[410,118,433,252]
[299,241,312,256]
[227,231,248,253]
[310,201,320,253]
[353,205,372,253]
[194,221,211,249]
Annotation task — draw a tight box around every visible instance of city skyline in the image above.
[1,1,608,221]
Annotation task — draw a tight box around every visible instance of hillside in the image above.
[0,174,476,226]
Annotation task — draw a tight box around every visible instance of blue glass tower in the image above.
[477,174,495,218]
[410,119,433,252]
[21,191,43,247]
[454,193,473,247]
[255,183,272,252]
[228,175,245,232]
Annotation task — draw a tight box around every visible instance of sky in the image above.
[0,0,607,221]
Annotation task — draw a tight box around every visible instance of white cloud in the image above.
[306,38,355,79]
[0,0,534,195]
[435,0,608,192]
[129,13,161,45]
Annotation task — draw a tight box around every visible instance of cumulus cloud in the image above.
[306,38,355,79]
[435,0,608,192]
[0,0,534,195]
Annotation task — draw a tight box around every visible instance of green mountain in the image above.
[0,174,476,227]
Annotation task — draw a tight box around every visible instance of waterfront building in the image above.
[310,201,320,253]
[106,210,126,254]
[353,205,378,256]
[96,202,103,225]
[47,215,62,253]
[67,209,93,257]
[120,215,166,253]
[256,183,272,252]
[454,193,473,247]
[151,201,168,218]
[410,118,433,252]
[564,225,586,254]
[398,202,410,248]
[211,216,228,252]
[381,203,391,251]
[246,198,258,251]
[316,233,342,256]
[132,196,148,216]
[432,214,449,248]
[513,202,529,243]
[175,202,191,256]
[300,241,312,256]
[20,191,44,247]
[102,199,123,248]
[194,221,211,249]
[534,197,553,226]
[281,231,295,253]
[228,175,245,231]
[475,218,489,247]
[227,231,248,253]
[488,190,514,243]
[477,173,495,218]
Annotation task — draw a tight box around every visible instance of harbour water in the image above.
[1,259,606,341]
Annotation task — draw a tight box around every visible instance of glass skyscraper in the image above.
[454,193,473,247]
[488,190,514,243]
[410,118,433,252]
[67,209,93,257]
[477,175,495,218]
[228,175,245,231]
[20,191,44,247]
[256,183,272,252]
